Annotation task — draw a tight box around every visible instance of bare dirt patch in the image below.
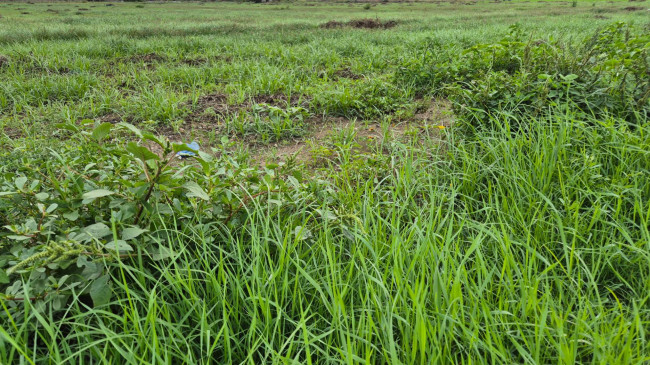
[181,57,209,66]
[321,18,398,29]
[414,99,454,128]
[187,93,307,124]
[332,67,364,80]
[2,126,25,141]
[98,113,125,124]
[0,55,9,68]
[252,99,454,166]
[150,93,309,142]
[250,116,381,165]
[129,53,166,64]
[623,6,645,10]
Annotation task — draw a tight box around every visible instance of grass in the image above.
[1,1,649,364]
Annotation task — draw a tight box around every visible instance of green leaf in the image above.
[183,182,209,201]
[142,133,165,148]
[103,240,133,252]
[126,142,160,162]
[118,122,143,138]
[91,122,113,142]
[46,203,58,213]
[84,223,112,239]
[149,246,175,261]
[0,269,9,284]
[55,122,80,133]
[35,192,49,201]
[172,143,198,154]
[121,227,147,241]
[0,192,16,197]
[561,74,578,81]
[82,189,115,200]
[90,274,112,307]
[63,211,80,221]
[15,176,27,191]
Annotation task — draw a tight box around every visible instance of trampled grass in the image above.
[1,1,649,364]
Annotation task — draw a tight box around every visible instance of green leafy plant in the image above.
[0,121,312,313]
[396,22,650,129]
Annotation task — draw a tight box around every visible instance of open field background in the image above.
[0,0,648,150]
[1,1,649,364]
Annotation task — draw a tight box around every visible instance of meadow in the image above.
[1,0,649,363]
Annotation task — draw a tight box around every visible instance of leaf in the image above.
[149,246,175,261]
[14,176,27,191]
[63,211,80,221]
[0,269,9,284]
[91,122,113,142]
[35,192,49,201]
[103,240,133,252]
[82,189,115,200]
[183,182,209,201]
[121,227,147,241]
[118,122,143,138]
[0,192,16,197]
[90,274,112,307]
[126,142,160,162]
[294,226,312,241]
[46,203,58,213]
[561,74,578,82]
[173,142,200,153]
[84,223,112,239]
[55,122,80,133]
[142,132,165,148]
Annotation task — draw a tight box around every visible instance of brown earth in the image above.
[90,96,452,167]
[623,6,645,10]
[321,18,398,29]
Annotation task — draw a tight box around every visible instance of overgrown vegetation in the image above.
[1,1,649,364]
[397,22,650,128]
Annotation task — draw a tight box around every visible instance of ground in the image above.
[0,0,646,163]
[1,1,649,364]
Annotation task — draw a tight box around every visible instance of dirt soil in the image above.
[92,97,453,168]
[251,98,454,166]
[321,19,398,29]
[332,67,364,80]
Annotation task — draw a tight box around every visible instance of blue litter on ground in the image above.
[176,141,200,159]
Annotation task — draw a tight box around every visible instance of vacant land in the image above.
[1,1,649,364]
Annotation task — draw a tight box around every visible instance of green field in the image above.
[1,1,649,364]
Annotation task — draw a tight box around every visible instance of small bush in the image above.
[396,22,650,128]
[0,121,315,314]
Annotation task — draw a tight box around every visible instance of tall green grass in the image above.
[1,2,649,364]
[2,110,648,363]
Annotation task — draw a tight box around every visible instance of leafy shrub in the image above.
[396,22,650,128]
[0,121,317,315]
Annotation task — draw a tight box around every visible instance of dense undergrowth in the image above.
[1,2,649,364]
[397,22,650,127]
